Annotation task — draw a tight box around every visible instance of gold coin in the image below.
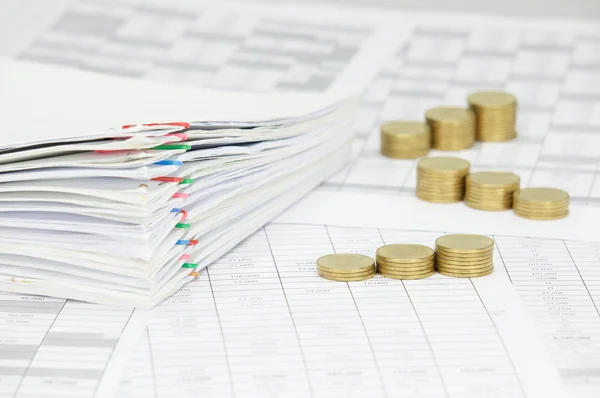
[435,234,494,253]
[376,244,435,262]
[426,107,475,123]
[436,265,493,274]
[513,210,569,220]
[319,271,376,282]
[467,172,520,188]
[465,201,512,211]
[376,263,434,273]
[435,247,494,259]
[381,148,430,159]
[437,268,494,278]
[378,270,435,280]
[514,188,569,205]
[417,157,471,175]
[436,260,494,269]
[316,253,375,274]
[468,91,517,109]
[381,121,429,138]
[435,250,493,261]
[513,205,569,215]
[377,265,434,275]
[417,194,463,204]
[377,260,434,268]
[319,268,376,278]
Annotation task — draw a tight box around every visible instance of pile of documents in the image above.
[0,59,356,308]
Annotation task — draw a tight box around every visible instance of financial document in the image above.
[0,294,150,398]
[117,222,561,398]
[279,191,600,397]
[324,13,600,207]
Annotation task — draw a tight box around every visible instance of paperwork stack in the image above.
[0,60,356,308]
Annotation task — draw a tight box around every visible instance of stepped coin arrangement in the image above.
[465,171,521,211]
[416,156,471,203]
[513,188,569,220]
[468,91,517,142]
[316,253,376,281]
[375,244,435,280]
[380,121,431,159]
[425,107,475,150]
[435,234,494,277]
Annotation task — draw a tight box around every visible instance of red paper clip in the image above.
[172,193,188,199]
[178,209,188,221]
[179,254,191,261]
[165,132,189,142]
[187,239,198,246]
[151,177,184,183]
[122,122,190,129]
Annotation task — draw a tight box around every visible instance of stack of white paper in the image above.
[0,59,356,308]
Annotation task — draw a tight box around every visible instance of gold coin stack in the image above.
[416,156,471,203]
[468,91,517,142]
[317,253,376,281]
[376,244,435,280]
[425,107,475,150]
[435,234,494,277]
[513,187,569,220]
[380,121,431,159]
[465,171,521,211]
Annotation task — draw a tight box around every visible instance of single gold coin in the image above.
[316,253,375,274]
[435,247,494,259]
[376,263,434,273]
[435,251,493,261]
[377,244,437,262]
[436,260,494,269]
[437,268,494,278]
[319,271,376,282]
[467,172,520,188]
[426,107,475,123]
[417,157,471,175]
[514,188,569,205]
[319,268,376,278]
[381,121,430,139]
[435,234,494,253]
[378,270,435,280]
[468,91,517,109]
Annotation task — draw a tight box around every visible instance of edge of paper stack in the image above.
[0,59,357,308]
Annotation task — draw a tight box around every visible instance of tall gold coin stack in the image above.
[317,253,376,281]
[376,244,435,280]
[435,234,494,277]
[416,157,471,203]
[513,187,569,220]
[425,107,475,150]
[380,121,431,159]
[465,171,521,211]
[468,91,517,142]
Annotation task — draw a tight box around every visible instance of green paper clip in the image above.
[175,223,190,228]
[179,178,194,185]
[153,144,192,150]
[182,263,198,269]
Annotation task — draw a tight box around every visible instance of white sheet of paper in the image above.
[0,293,151,398]
[117,222,562,398]
[277,191,600,397]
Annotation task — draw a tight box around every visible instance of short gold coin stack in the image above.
[380,121,431,159]
[513,187,569,220]
[417,156,471,203]
[468,91,517,142]
[425,107,475,150]
[316,253,376,281]
[376,244,435,280]
[465,171,521,211]
[435,234,494,277]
